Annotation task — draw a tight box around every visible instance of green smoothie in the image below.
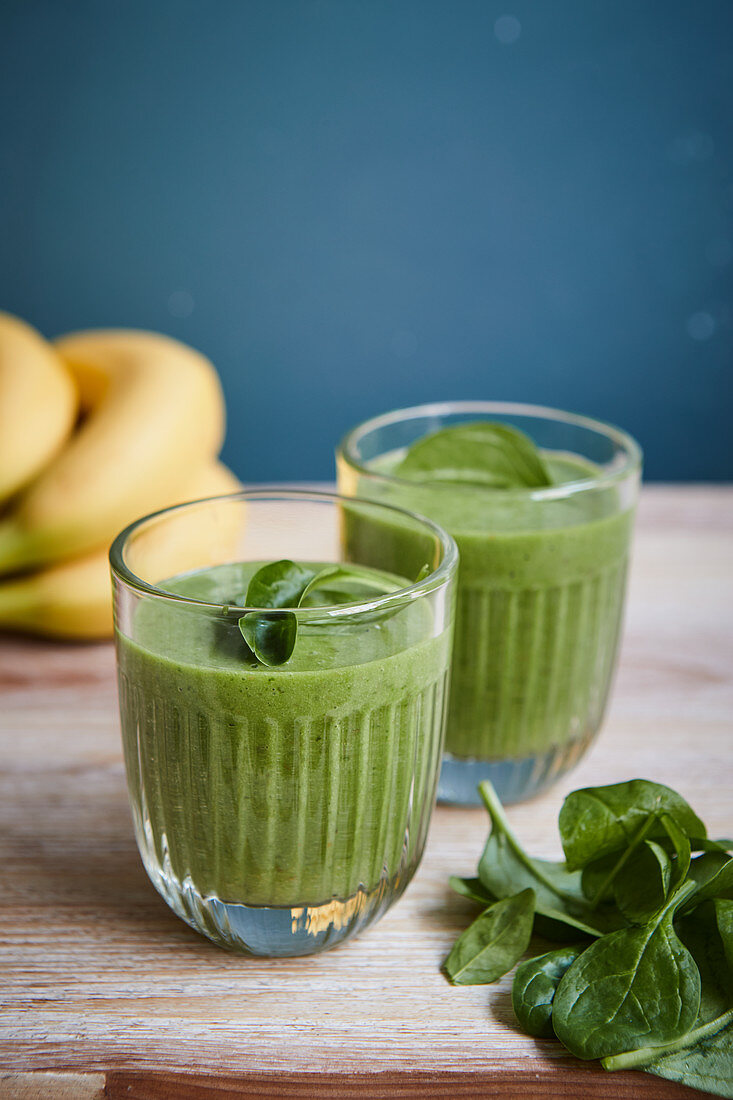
[340,424,637,771]
[116,561,451,910]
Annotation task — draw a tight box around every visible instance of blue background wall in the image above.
[2,0,731,480]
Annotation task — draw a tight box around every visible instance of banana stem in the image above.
[0,574,36,626]
[0,518,33,575]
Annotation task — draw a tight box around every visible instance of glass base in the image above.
[141,844,404,956]
[437,736,592,806]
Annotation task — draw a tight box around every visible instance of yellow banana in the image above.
[0,460,241,639]
[0,329,226,575]
[0,312,78,503]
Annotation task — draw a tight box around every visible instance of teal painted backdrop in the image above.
[1,0,731,480]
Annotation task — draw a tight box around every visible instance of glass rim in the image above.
[337,400,643,501]
[109,486,459,618]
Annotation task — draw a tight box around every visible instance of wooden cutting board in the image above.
[1,485,731,1099]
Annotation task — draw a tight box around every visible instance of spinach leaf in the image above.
[236,560,330,666]
[582,814,686,921]
[581,853,619,903]
[714,899,733,974]
[559,779,705,871]
[394,422,553,489]
[583,812,661,908]
[512,947,583,1038]
[244,560,332,610]
[478,781,585,906]
[602,1009,733,1086]
[552,879,701,1060]
[690,838,733,853]
[450,873,600,941]
[301,561,429,630]
[533,905,604,942]
[676,906,733,1028]
[238,611,297,667]
[443,889,535,985]
[660,812,692,889]
[634,905,733,1098]
[646,1012,733,1098]
[686,852,733,907]
[477,781,622,937]
[300,568,403,608]
[613,840,672,924]
[246,559,399,611]
[236,559,405,666]
[449,876,495,906]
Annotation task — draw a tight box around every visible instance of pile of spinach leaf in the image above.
[445,779,733,1097]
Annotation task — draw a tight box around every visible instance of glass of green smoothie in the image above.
[110,489,457,956]
[337,402,641,806]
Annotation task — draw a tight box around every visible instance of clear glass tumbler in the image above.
[110,489,457,956]
[337,402,642,805]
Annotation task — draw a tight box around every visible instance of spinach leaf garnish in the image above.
[393,422,553,489]
[236,558,426,666]
[443,777,733,1097]
[244,560,336,611]
[237,560,338,667]
[239,610,298,667]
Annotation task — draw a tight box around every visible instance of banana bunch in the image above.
[0,312,240,639]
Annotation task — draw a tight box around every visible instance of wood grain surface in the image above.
[1,485,731,1099]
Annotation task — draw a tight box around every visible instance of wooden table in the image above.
[1,486,731,1099]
